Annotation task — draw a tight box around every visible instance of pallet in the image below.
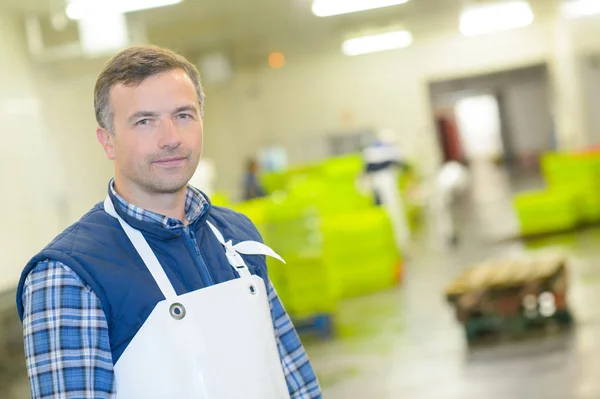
[445,255,572,345]
[464,309,574,345]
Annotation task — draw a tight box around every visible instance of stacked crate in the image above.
[542,152,600,223]
[264,195,339,322]
[309,155,402,298]
[513,190,579,236]
[230,154,411,335]
[323,208,401,298]
[513,151,600,236]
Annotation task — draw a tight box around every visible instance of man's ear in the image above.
[96,127,117,160]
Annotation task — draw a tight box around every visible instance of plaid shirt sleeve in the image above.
[21,260,116,399]
[268,281,322,399]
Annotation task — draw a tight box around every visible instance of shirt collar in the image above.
[109,178,209,230]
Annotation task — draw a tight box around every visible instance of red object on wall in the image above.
[435,110,463,163]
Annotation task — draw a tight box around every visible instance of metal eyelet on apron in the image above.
[169,303,186,320]
[249,284,257,295]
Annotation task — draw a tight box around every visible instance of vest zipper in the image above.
[185,227,215,286]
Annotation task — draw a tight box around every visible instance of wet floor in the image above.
[5,162,600,398]
[306,229,600,398]
[306,162,600,398]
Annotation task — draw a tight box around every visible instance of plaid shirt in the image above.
[21,181,322,399]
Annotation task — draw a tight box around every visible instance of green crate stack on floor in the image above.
[261,171,288,194]
[513,190,579,236]
[542,152,600,223]
[318,154,373,214]
[262,163,322,194]
[238,154,406,319]
[322,208,401,298]
[232,194,337,319]
[230,197,269,236]
[232,198,287,310]
[210,191,231,207]
[263,194,339,320]
[316,154,402,298]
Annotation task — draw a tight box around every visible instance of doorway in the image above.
[428,64,555,174]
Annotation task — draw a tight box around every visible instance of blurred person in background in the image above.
[430,160,470,250]
[243,157,267,200]
[361,129,411,251]
[16,45,321,399]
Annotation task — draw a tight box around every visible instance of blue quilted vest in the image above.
[16,189,269,364]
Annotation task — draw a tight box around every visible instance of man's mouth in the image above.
[153,156,187,167]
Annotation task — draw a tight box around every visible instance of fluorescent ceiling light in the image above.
[561,0,600,18]
[312,0,410,17]
[78,13,129,56]
[459,1,534,37]
[66,0,182,20]
[342,30,413,56]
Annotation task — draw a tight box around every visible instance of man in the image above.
[16,45,321,399]
[361,129,411,252]
[430,160,470,249]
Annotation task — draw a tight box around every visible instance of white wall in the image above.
[3,11,600,290]
[20,15,595,200]
[33,72,113,220]
[0,13,69,291]
[203,18,557,198]
[503,80,554,157]
[582,58,600,145]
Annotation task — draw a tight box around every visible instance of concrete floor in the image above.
[7,161,600,398]
[306,162,600,398]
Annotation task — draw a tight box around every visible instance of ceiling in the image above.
[1,0,564,67]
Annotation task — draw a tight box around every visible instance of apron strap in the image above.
[206,221,285,279]
[104,197,178,301]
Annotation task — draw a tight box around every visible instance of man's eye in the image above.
[176,113,192,120]
[136,119,151,126]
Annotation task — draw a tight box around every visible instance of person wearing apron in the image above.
[17,45,321,398]
[362,130,411,252]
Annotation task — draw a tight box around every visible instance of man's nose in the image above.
[158,118,182,149]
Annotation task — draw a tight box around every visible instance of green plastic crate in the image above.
[513,190,579,236]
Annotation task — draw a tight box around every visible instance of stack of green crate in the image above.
[261,172,287,194]
[321,159,402,297]
[513,190,579,236]
[318,154,373,214]
[230,197,269,236]
[232,194,338,318]
[210,191,231,208]
[542,152,600,223]
[261,163,321,194]
[322,208,401,298]
[263,196,339,319]
[233,153,409,317]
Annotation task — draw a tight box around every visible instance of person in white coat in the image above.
[362,129,411,252]
[430,160,470,249]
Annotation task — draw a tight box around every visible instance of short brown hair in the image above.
[94,45,205,132]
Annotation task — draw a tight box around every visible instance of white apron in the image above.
[363,143,411,251]
[103,198,291,399]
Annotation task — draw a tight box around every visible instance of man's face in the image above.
[97,69,203,196]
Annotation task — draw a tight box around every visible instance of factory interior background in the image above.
[4,0,600,397]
